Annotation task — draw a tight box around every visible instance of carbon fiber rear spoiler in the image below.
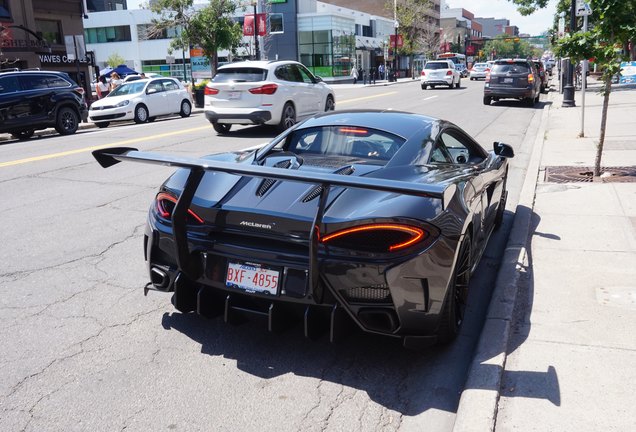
[93,147,456,301]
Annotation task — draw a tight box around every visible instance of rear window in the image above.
[424,62,451,70]
[473,63,488,68]
[492,63,531,74]
[212,68,268,83]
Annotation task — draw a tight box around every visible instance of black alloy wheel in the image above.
[438,235,472,344]
[55,107,79,135]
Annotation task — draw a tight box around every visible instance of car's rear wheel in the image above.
[55,107,79,135]
[534,93,540,104]
[134,104,149,123]
[421,84,427,90]
[324,95,335,111]
[438,235,472,344]
[179,100,192,117]
[212,123,232,134]
[525,97,536,107]
[455,79,461,88]
[278,102,296,132]
[483,96,492,105]
[95,122,110,128]
[147,117,156,123]
[11,129,34,140]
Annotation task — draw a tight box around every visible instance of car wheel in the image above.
[421,84,427,90]
[11,129,35,140]
[534,93,540,104]
[147,117,156,123]
[278,102,296,132]
[430,85,436,89]
[212,123,232,134]
[55,107,79,135]
[525,97,536,107]
[134,104,149,123]
[483,96,492,105]
[324,95,335,111]
[95,122,110,128]
[455,79,461,88]
[470,77,474,81]
[438,234,472,344]
[179,100,192,117]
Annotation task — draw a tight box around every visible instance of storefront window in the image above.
[35,20,63,45]
[298,16,354,79]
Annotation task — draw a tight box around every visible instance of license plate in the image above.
[504,78,514,84]
[226,261,280,295]
[227,91,241,100]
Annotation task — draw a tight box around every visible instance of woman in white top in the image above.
[109,72,122,91]
[96,75,110,98]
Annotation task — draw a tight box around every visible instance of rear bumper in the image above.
[204,109,273,125]
[421,77,453,86]
[484,86,535,99]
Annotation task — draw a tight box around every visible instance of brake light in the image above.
[421,71,426,76]
[485,68,490,72]
[155,192,204,224]
[528,73,534,83]
[321,224,428,252]
[485,73,491,82]
[249,84,278,95]
[204,87,219,95]
[338,127,368,135]
[446,70,453,76]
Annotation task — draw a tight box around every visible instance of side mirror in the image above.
[493,142,514,158]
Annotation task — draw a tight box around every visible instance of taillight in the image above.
[421,71,426,76]
[155,192,204,224]
[446,70,453,76]
[485,73,491,82]
[528,73,534,83]
[485,68,490,72]
[321,223,430,253]
[249,84,278,95]
[204,87,219,95]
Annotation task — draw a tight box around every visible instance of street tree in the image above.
[554,0,636,176]
[482,34,537,59]
[386,0,434,75]
[106,53,126,68]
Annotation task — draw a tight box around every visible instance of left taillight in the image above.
[446,70,453,76]
[321,223,433,253]
[155,192,204,224]
[249,83,278,95]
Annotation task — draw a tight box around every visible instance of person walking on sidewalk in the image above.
[350,65,358,84]
[369,67,376,84]
[378,63,385,80]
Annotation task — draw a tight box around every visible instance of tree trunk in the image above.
[594,75,613,177]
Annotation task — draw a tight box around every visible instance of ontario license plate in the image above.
[227,91,241,100]
[226,261,280,295]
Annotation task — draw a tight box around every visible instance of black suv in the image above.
[483,59,541,106]
[0,70,88,140]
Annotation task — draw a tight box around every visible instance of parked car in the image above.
[483,59,541,106]
[203,60,335,134]
[420,60,461,89]
[532,60,549,93]
[0,70,87,140]
[123,72,162,82]
[469,63,490,80]
[92,110,514,348]
[88,77,192,128]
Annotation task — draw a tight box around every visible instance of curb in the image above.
[452,91,552,431]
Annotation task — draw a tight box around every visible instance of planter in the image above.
[194,89,205,108]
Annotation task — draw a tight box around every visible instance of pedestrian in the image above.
[109,72,122,91]
[350,65,358,84]
[140,72,146,79]
[378,63,385,80]
[370,67,376,84]
[358,67,364,84]
[96,75,110,99]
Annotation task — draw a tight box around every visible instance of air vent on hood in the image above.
[256,159,293,197]
[302,165,355,203]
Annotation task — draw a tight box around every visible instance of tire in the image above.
[483,96,492,105]
[525,97,536,107]
[11,129,34,140]
[470,77,474,81]
[147,117,156,123]
[430,85,436,89]
[455,79,461,88]
[95,122,110,128]
[277,102,296,132]
[179,100,192,117]
[212,123,232,134]
[421,84,427,90]
[55,107,79,135]
[534,93,540,104]
[324,95,335,111]
[134,104,149,123]
[437,235,472,344]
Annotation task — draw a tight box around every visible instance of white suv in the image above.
[420,60,461,90]
[204,60,335,134]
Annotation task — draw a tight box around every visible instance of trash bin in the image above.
[194,88,205,108]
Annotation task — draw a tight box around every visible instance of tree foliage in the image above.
[482,34,538,59]
[106,52,126,67]
[386,0,434,56]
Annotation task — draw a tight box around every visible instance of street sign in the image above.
[576,0,592,16]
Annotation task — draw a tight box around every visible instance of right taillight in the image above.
[204,87,219,95]
[321,223,436,253]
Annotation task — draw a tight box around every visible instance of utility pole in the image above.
[253,1,260,60]
[393,0,398,81]
[562,0,576,107]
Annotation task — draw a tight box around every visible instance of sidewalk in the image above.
[454,77,636,431]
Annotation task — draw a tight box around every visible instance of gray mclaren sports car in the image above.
[93,110,514,349]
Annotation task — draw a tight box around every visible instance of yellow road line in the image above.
[338,91,397,104]
[0,126,210,168]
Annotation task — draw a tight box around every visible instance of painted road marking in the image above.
[0,126,210,168]
[338,91,398,105]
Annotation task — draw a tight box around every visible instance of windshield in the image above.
[108,81,146,97]
[212,68,268,83]
[425,62,451,70]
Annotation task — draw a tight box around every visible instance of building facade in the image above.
[440,8,484,64]
[0,0,93,96]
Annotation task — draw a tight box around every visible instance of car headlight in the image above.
[115,100,130,108]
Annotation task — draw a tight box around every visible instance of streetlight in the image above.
[252,1,260,60]
[393,0,398,81]
[562,1,576,107]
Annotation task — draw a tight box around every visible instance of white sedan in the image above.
[420,60,461,89]
[88,77,192,128]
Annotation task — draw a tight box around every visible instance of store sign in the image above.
[190,48,211,79]
[0,23,50,52]
[243,14,267,37]
[39,53,89,64]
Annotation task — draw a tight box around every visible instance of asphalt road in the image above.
[0,79,546,431]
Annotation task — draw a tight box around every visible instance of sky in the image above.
[444,0,559,36]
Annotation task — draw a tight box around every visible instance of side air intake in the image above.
[302,166,355,203]
[256,159,293,197]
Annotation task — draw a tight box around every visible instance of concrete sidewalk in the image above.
[455,78,636,431]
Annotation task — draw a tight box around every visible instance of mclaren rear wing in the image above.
[93,147,456,301]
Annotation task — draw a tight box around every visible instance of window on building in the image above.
[137,24,179,41]
[269,13,283,34]
[84,25,132,44]
[35,20,63,45]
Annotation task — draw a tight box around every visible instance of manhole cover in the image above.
[545,166,636,183]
